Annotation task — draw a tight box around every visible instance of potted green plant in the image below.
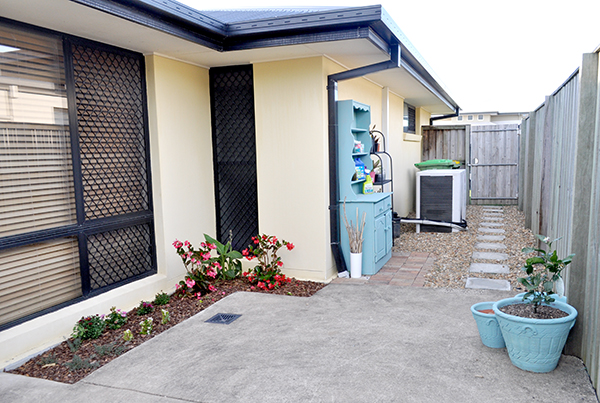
[492,235,577,373]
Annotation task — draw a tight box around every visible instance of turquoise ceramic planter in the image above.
[493,297,577,373]
[471,302,505,348]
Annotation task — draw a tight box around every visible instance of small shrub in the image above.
[153,292,170,306]
[64,355,99,371]
[123,329,133,342]
[140,317,153,335]
[71,315,106,340]
[66,337,82,352]
[94,342,126,357]
[161,309,170,325]
[104,306,128,330]
[243,234,294,290]
[136,301,154,315]
[39,353,57,366]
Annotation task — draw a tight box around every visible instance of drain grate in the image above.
[205,313,242,325]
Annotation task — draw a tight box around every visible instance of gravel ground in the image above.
[393,205,536,290]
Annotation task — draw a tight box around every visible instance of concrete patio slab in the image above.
[469,263,510,274]
[477,235,506,242]
[465,278,511,291]
[475,242,507,250]
[472,251,508,261]
[479,227,506,234]
[480,222,505,227]
[1,285,597,403]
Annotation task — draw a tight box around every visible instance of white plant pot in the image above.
[350,252,362,278]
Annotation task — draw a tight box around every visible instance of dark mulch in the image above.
[7,277,326,384]
[499,303,569,320]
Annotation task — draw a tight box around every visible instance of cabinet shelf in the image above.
[337,99,392,277]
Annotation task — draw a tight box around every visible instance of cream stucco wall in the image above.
[253,57,334,281]
[0,55,215,370]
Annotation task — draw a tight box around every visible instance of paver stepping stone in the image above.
[475,242,507,250]
[482,216,503,221]
[480,222,504,227]
[479,227,506,234]
[469,263,510,274]
[477,235,505,242]
[483,208,503,211]
[483,212,503,217]
[472,251,508,261]
[466,278,511,291]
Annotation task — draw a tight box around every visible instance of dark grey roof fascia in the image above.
[70,0,226,50]
[226,26,389,56]
[71,0,458,110]
[224,6,382,36]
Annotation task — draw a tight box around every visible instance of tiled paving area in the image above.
[331,251,434,287]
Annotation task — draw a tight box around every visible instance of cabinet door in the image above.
[374,214,386,262]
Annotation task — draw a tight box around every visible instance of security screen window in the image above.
[0,20,155,329]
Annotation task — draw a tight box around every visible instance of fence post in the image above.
[566,53,599,358]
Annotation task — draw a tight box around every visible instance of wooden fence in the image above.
[470,124,519,205]
[519,51,600,390]
[422,124,519,205]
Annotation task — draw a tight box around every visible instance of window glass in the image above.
[403,103,415,134]
[0,23,76,238]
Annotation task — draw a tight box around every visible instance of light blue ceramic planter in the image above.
[493,297,577,373]
[471,302,505,348]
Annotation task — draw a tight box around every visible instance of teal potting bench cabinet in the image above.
[337,100,393,275]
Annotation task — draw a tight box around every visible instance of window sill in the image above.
[403,132,421,142]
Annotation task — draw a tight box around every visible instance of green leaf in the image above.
[522,247,536,254]
[526,257,545,265]
[228,251,243,259]
[563,254,575,265]
[543,281,554,293]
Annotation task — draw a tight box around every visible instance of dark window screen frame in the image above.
[209,65,259,251]
[0,17,156,331]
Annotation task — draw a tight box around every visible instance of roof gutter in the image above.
[327,44,400,275]
[429,106,460,125]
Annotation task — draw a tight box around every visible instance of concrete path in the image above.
[467,207,511,291]
[1,285,597,403]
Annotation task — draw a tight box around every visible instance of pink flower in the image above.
[270,237,278,244]
[208,285,217,292]
[221,292,226,295]
[207,243,216,250]
[196,292,202,299]
[185,278,195,288]
[202,252,211,260]
[250,286,255,290]
[184,240,191,248]
[242,249,249,256]
[286,243,294,251]
[213,262,221,269]
[173,239,183,248]
[277,261,283,267]
[207,269,217,278]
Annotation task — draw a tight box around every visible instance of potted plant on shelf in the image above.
[343,198,366,279]
[492,235,577,373]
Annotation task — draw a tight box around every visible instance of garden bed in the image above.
[7,277,325,384]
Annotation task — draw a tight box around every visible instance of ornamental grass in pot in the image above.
[493,235,577,373]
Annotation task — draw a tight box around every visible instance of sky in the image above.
[178,0,600,113]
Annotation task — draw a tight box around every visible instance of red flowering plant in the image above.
[242,234,295,290]
[172,234,243,298]
[172,238,220,297]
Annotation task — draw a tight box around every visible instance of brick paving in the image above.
[331,251,434,287]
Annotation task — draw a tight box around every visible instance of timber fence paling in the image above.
[519,52,600,390]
